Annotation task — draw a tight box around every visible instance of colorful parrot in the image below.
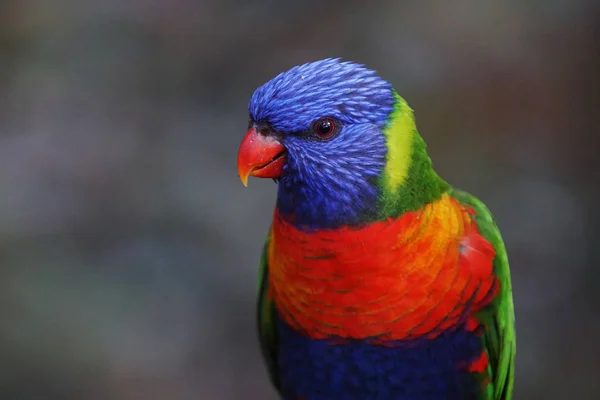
[237,58,515,400]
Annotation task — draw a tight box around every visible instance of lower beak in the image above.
[237,126,287,186]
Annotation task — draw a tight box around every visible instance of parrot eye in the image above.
[313,118,336,139]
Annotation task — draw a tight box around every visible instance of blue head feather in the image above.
[248,58,396,229]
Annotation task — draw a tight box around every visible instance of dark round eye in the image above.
[314,118,335,138]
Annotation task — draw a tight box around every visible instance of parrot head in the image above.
[237,58,447,229]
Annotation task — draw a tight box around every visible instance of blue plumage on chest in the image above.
[276,320,485,400]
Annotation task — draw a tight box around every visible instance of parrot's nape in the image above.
[237,58,515,400]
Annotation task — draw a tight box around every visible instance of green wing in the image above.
[451,189,516,400]
[256,233,282,394]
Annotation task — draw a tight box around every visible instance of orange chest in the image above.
[267,194,498,340]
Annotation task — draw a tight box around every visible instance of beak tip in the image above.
[239,173,249,187]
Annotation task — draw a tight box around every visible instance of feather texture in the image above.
[268,194,498,341]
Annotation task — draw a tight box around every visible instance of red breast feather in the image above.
[268,194,499,341]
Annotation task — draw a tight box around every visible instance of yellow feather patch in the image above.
[382,93,416,191]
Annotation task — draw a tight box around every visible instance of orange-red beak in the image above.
[237,126,286,186]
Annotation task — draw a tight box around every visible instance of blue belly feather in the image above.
[277,320,485,400]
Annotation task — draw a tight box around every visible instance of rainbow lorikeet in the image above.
[237,58,515,400]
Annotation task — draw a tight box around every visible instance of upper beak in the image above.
[237,126,287,186]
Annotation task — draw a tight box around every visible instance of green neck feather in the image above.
[377,92,450,219]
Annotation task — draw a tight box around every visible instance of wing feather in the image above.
[452,189,516,400]
[256,234,282,394]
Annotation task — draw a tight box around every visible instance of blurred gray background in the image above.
[1,1,598,399]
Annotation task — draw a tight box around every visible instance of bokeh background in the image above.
[1,1,598,399]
